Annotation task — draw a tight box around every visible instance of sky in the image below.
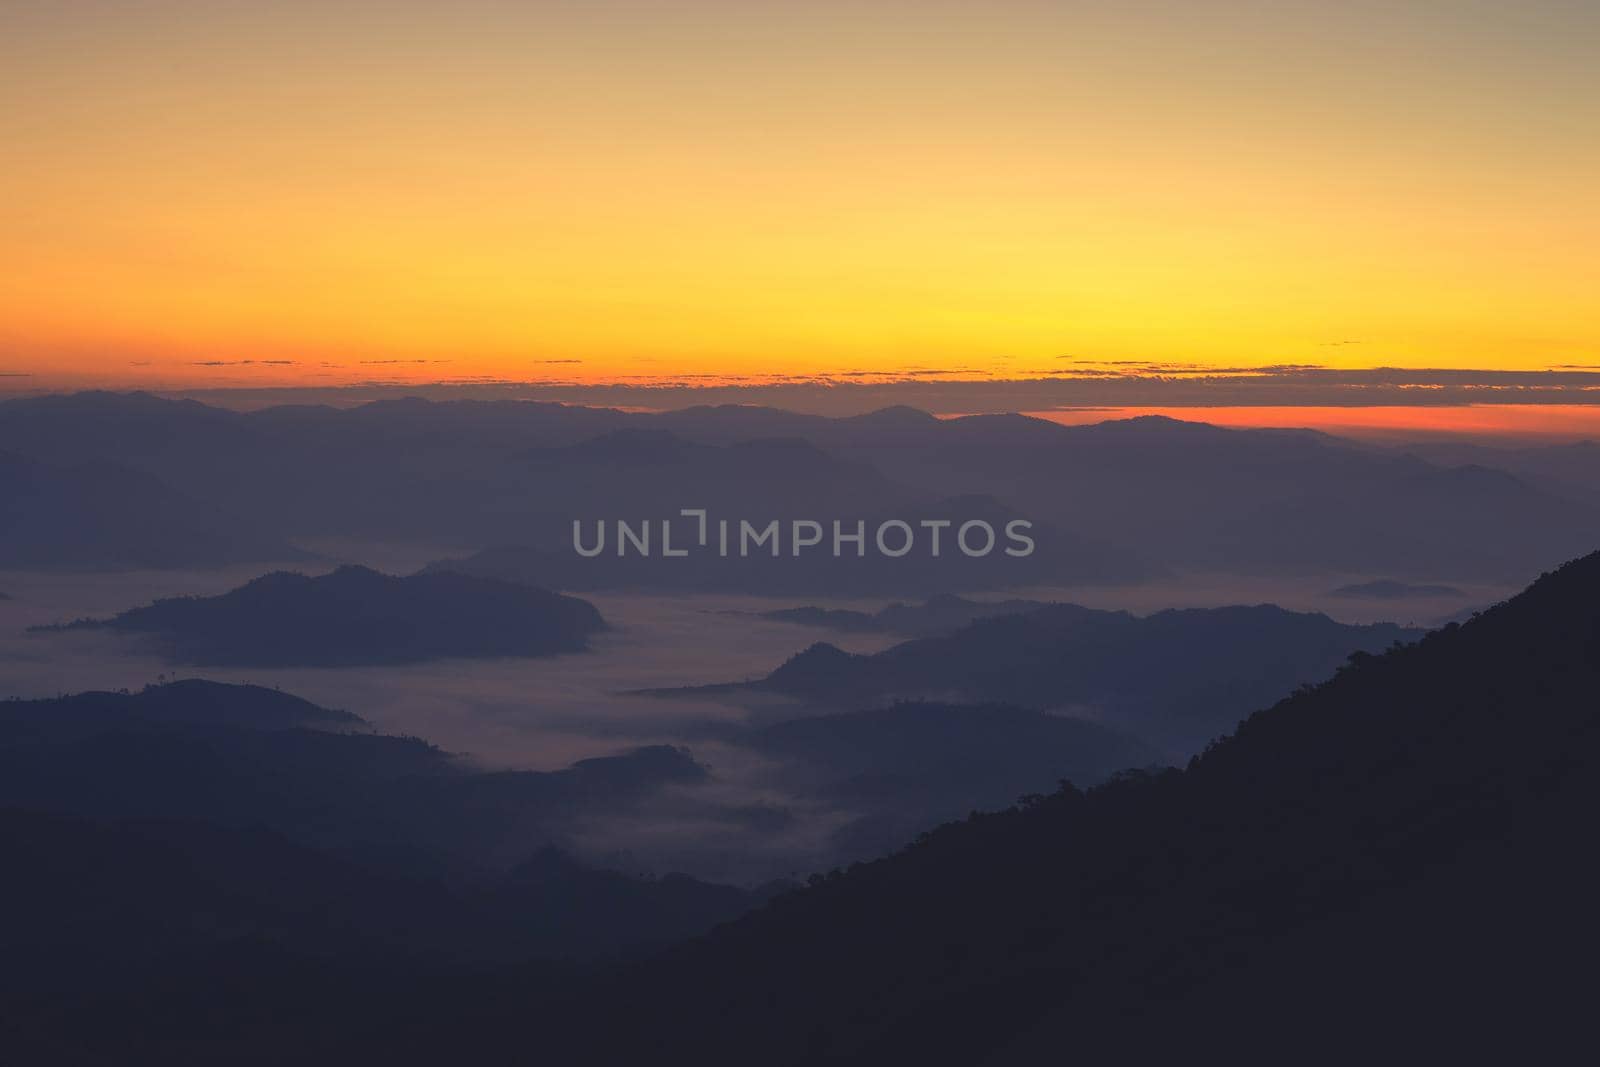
[2,0,1597,395]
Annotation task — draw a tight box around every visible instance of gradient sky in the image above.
[2,0,1597,389]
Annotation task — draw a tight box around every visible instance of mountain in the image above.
[10,391,1590,584]
[516,546,1600,1065]
[49,565,606,666]
[850,413,1600,581]
[0,680,705,870]
[0,449,308,570]
[1403,438,1600,501]
[0,679,362,743]
[15,550,1600,1062]
[0,678,779,1058]
[0,394,927,551]
[753,594,1057,637]
[723,603,1420,755]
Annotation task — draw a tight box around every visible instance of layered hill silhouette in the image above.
[13,550,1600,1062]
[0,680,704,869]
[0,448,308,570]
[27,549,1600,1064]
[0,679,769,987]
[5,391,1593,583]
[50,565,605,666]
[1406,437,1600,502]
[489,547,1600,1065]
[0,678,362,742]
[685,603,1419,756]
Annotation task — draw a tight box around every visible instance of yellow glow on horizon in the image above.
[2,2,1597,389]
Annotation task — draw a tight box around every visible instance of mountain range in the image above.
[678,602,1420,756]
[4,391,1596,583]
[0,448,308,570]
[9,546,1600,1061]
[503,547,1600,1065]
[0,679,772,980]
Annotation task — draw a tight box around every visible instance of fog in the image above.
[0,560,1514,882]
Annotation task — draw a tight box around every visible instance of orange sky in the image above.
[1024,404,1600,441]
[2,2,1597,391]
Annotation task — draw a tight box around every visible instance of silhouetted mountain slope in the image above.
[754,594,1056,636]
[536,549,1600,1065]
[0,449,308,570]
[16,556,1600,1064]
[737,702,1159,861]
[51,565,605,666]
[735,603,1419,755]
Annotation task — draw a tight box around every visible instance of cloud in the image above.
[192,359,299,367]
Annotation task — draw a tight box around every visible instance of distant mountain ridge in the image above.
[4,390,1594,582]
[0,448,309,570]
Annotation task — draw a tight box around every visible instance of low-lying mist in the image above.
[0,561,1513,883]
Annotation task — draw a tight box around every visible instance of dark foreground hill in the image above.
[545,548,1600,1065]
[11,552,1600,1063]
[49,565,606,666]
